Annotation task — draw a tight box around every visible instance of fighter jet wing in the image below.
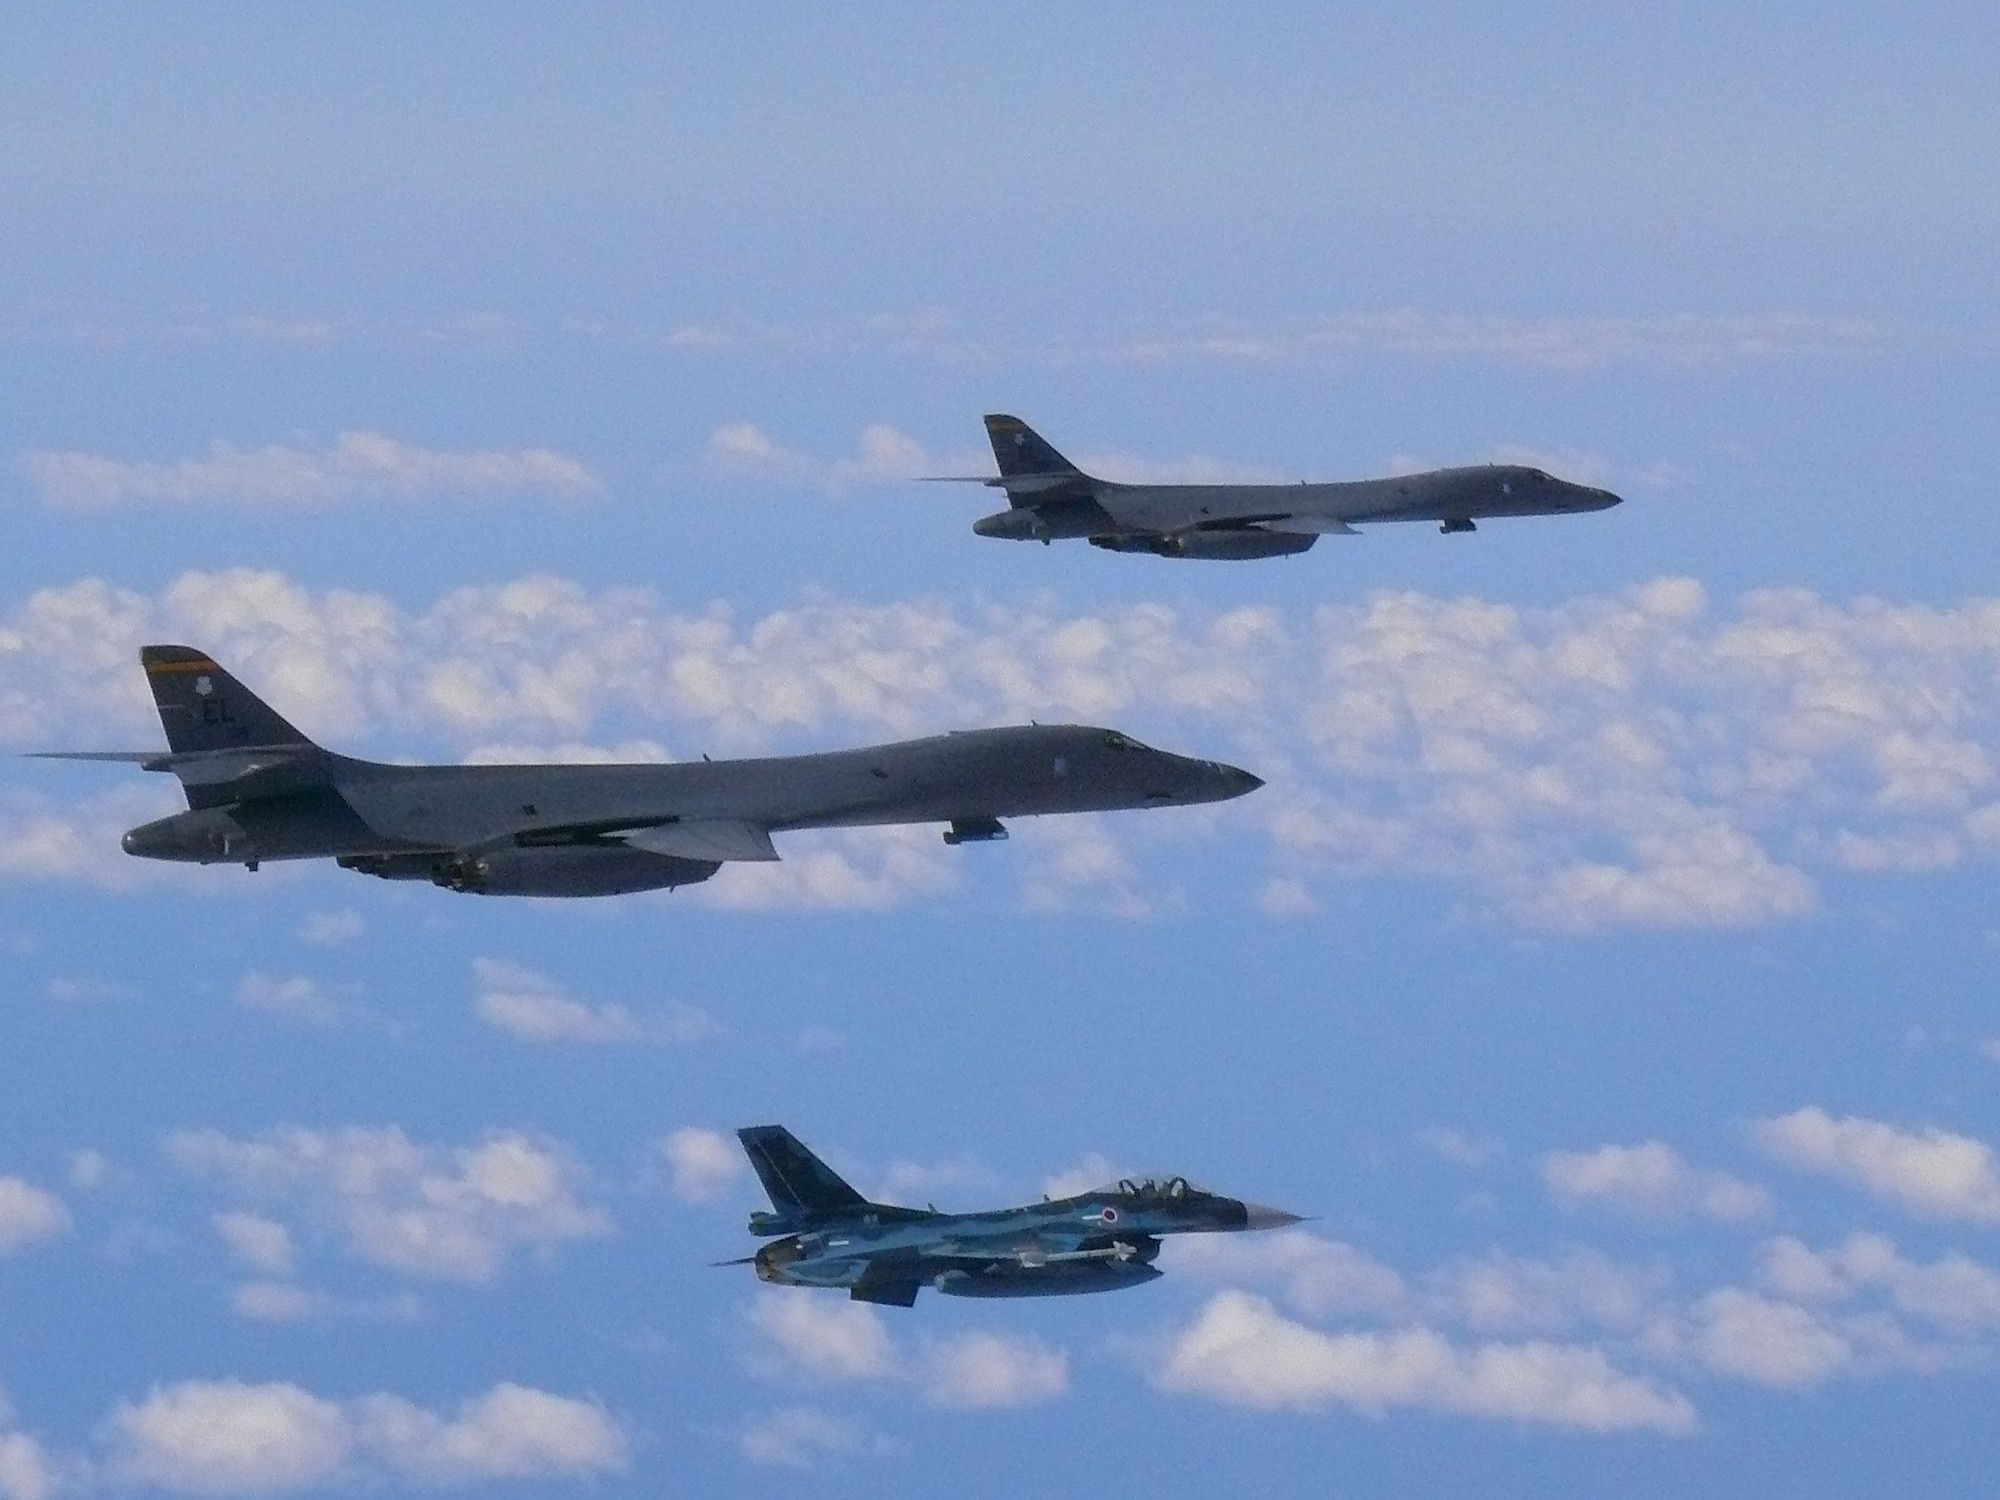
[1242,514,1360,536]
[623,819,780,862]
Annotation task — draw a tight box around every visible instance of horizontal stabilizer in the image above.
[625,819,779,862]
[26,751,166,765]
[27,747,312,784]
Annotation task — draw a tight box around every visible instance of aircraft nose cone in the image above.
[1590,487,1623,510]
[1219,763,1263,797]
[1241,1202,1304,1231]
[120,829,141,856]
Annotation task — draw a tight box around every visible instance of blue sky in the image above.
[3,4,2000,1496]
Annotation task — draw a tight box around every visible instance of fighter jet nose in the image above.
[1241,1202,1304,1231]
[1220,764,1263,797]
[1593,487,1623,509]
[120,829,140,856]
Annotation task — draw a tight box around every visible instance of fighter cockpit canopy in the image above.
[1097,1175,1214,1201]
[1101,731,1151,752]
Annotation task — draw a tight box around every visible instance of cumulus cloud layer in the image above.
[166,1125,609,1283]
[1542,1141,1770,1222]
[659,1128,744,1203]
[1754,1109,2000,1222]
[470,958,718,1046]
[0,1179,68,1255]
[18,433,598,509]
[11,570,2000,927]
[743,1297,1068,1410]
[103,1379,625,1492]
[1155,1290,1695,1433]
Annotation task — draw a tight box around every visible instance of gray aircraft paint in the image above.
[34,645,1261,897]
[942,414,1621,559]
[731,1126,1302,1306]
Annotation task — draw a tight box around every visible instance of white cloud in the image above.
[349,1383,627,1482]
[0,788,189,892]
[742,1297,1070,1412]
[1154,1291,1695,1433]
[737,1407,901,1470]
[703,422,939,491]
[235,972,364,1027]
[1417,1127,1501,1167]
[229,1282,422,1324]
[165,1125,610,1283]
[0,1393,56,1500]
[105,1380,350,1495]
[649,308,1929,373]
[744,1297,899,1384]
[1168,1230,1409,1320]
[295,909,364,946]
[872,1156,993,1208]
[698,827,958,913]
[102,1379,624,1493]
[1684,1288,1855,1388]
[1039,1153,1121,1202]
[18,432,599,509]
[1759,1234,2000,1333]
[0,1178,69,1254]
[659,1128,743,1203]
[470,958,718,1046]
[1426,1250,1671,1338]
[1753,1108,2000,1222]
[43,976,136,1005]
[919,1333,1067,1409]
[212,1211,294,1276]
[1542,1141,1770,1222]
[15,570,2000,927]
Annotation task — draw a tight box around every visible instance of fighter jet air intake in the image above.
[36,645,1262,897]
[940,413,1621,559]
[727,1126,1304,1305]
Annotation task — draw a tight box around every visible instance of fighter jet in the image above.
[34,645,1261,897]
[727,1125,1302,1305]
[940,413,1621,559]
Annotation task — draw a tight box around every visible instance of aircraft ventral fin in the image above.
[624,819,780,863]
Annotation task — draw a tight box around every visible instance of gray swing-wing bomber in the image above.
[943,413,1621,559]
[729,1125,1302,1306]
[33,645,1261,897]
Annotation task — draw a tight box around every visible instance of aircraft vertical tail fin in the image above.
[983,414,1085,490]
[737,1126,870,1217]
[140,645,318,756]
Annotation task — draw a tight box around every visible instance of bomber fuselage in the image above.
[120,724,1259,867]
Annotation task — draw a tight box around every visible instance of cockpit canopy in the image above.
[1096,1174,1212,1201]
[1101,731,1151,752]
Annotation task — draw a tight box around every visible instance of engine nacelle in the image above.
[1091,529,1317,560]
[342,844,720,897]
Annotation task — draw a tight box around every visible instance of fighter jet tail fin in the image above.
[738,1126,871,1218]
[140,645,319,758]
[983,414,1095,504]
